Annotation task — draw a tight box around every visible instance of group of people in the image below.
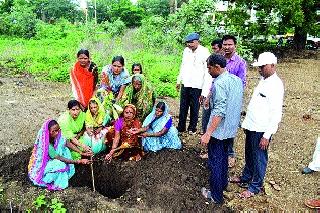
[28,49,182,191]
[175,33,284,204]
[27,31,287,207]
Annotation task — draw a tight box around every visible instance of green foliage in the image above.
[137,0,170,17]
[102,18,126,37]
[93,0,145,27]
[32,194,66,212]
[0,0,37,38]
[31,0,79,23]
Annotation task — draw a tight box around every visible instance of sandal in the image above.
[228,156,236,168]
[229,176,241,183]
[239,190,255,199]
[305,199,320,209]
[200,153,208,159]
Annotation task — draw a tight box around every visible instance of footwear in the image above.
[229,176,241,183]
[305,199,320,209]
[188,130,197,135]
[201,187,212,199]
[201,187,219,204]
[239,190,255,199]
[228,156,236,168]
[200,153,208,159]
[302,167,314,174]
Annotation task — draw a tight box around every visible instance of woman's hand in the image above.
[82,144,92,153]
[140,132,148,138]
[78,159,92,165]
[128,128,139,135]
[104,149,114,162]
[81,151,93,157]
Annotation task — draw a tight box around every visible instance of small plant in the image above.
[32,194,66,212]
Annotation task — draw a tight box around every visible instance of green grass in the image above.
[0,29,182,97]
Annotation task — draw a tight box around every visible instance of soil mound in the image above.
[0,147,231,211]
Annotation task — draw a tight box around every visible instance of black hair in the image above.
[131,63,143,74]
[48,120,58,130]
[112,55,125,66]
[222,35,237,45]
[207,54,227,68]
[156,101,166,112]
[77,49,90,58]
[67,100,80,109]
[89,99,98,106]
[211,39,222,49]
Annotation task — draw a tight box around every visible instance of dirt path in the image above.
[0,57,319,211]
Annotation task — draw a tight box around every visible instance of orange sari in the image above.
[70,61,95,108]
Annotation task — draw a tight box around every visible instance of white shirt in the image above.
[242,73,284,139]
[176,45,212,97]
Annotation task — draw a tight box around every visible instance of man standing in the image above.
[200,54,243,204]
[211,39,223,54]
[234,52,284,198]
[222,35,247,167]
[176,32,211,135]
[201,38,224,136]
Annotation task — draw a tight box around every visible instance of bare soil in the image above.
[0,54,319,211]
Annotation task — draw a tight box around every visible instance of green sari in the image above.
[58,110,85,159]
[124,74,156,121]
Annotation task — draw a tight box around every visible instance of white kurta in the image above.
[308,137,320,171]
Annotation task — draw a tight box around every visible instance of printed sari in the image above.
[83,97,108,154]
[112,104,143,160]
[28,119,75,191]
[142,102,182,152]
[100,65,131,97]
[124,74,156,121]
[70,61,96,108]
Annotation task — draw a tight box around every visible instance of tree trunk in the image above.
[293,26,307,50]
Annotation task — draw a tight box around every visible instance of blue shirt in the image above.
[209,71,243,140]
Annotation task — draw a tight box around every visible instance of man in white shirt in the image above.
[232,52,284,198]
[176,32,211,135]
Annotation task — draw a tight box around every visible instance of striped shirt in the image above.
[209,71,243,140]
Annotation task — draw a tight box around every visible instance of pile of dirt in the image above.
[0,146,231,211]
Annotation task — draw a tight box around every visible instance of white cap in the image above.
[252,52,277,67]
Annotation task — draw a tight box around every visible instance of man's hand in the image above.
[259,137,270,150]
[199,95,205,105]
[200,132,211,146]
[203,97,209,109]
[176,83,181,91]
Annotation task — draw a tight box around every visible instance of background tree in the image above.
[137,0,170,17]
[232,0,319,50]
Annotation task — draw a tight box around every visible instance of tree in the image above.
[137,0,170,17]
[30,0,80,23]
[93,0,145,27]
[233,0,319,50]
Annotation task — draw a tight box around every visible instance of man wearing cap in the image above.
[232,52,284,198]
[176,32,211,135]
[200,54,243,204]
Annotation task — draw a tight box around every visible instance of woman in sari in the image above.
[131,102,182,152]
[28,119,91,191]
[105,104,143,161]
[100,56,131,103]
[58,100,93,160]
[70,49,98,110]
[83,98,110,154]
[131,63,143,74]
[124,74,156,121]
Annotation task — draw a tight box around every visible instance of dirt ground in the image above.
[0,53,319,211]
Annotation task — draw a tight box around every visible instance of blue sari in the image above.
[142,102,182,152]
[28,119,75,191]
